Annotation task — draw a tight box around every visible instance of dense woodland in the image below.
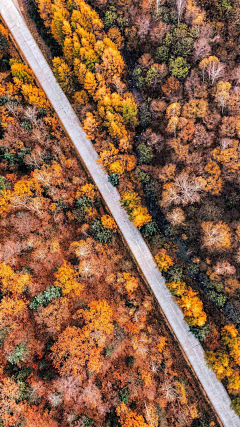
[0,17,220,427]
[26,0,240,414]
[89,0,240,313]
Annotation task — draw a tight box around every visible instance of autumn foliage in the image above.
[0,17,218,426]
[1,0,239,419]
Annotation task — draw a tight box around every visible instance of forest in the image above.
[15,0,240,416]
[0,13,221,427]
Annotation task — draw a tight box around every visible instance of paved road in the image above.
[0,1,239,425]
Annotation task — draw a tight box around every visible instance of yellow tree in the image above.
[0,296,28,334]
[121,191,141,211]
[222,325,239,346]
[21,84,50,110]
[179,288,207,327]
[0,190,11,218]
[37,0,53,28]
[54,260,84,296]
[10,59,34,85]
[51,300,113,378]
[222,325,240,367]
[228,374,240,394]
[9,176,47,216]
[215,80,231,112]
[78,299,114,340]
[108,160,125,175]
[84,71,97,96]
[155,249,174,272]
[204,161,222,195]
[51,5,70,45]
[206,350,232,380]
[97,143,119,170]
[120,191,152,228]
[166,281,186,297]
[103,111,130,149]
[101,47,125,81]
[0,262,30,295]
[32,162,63,188]
[166,102,181,118]
[53,57,73,94]
[122,272,139,295]
[101,214,117,232]
[74,59,87,84]
[108,28,124,49]
[83,112,101,140]
[182,99,208,119]
[129,206,152,229]
[117,404,151,427]
[157,336,167,353]
[76,182,98,201]
[70,2,103,34]
[199,56,224,84]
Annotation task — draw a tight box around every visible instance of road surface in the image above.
[0,1,239,425]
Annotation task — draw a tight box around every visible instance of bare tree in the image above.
[24,106,39,128]
[136,16,150,40]
[156,0,165,12]
[161,173,204,207]
[161,378,177,402]
[175,0,187,23]
[193,38,211,62]
[220,138,232,150]
[216,90,230,113]
[175,173,203,205]
[207,59,225,85]
[25,147,44,169]
[5,101,19,119]
[200,57,225,84]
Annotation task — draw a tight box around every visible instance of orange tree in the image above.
[51,300,114,378]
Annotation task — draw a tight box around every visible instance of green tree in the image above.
[0,176,6,191]
[104,7,118,28]
[172,36,193,58]
[165,265,185,282]
[171,24,194,58]
[145,66,163,89]
[191,416,212,427]
[189,324,210,341]
[0,32,8,58]
[137,143,154,164]
[141,221,158,237]
[135,168,151,184]
[7,344,28,364]
[90,218,113,244]
[208,290,227,308]
[76,196,92,213]
[108,173,120,187]
[119,388,130,404]
[30,285,62,309]
[231,397,240,416]
[122,98,139,129]
[83,415,94,427]
[138,103,151,127]
[218,0,233,16]
[169,57,190,80]
[132,67,144,90]
[155,45,170,63]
